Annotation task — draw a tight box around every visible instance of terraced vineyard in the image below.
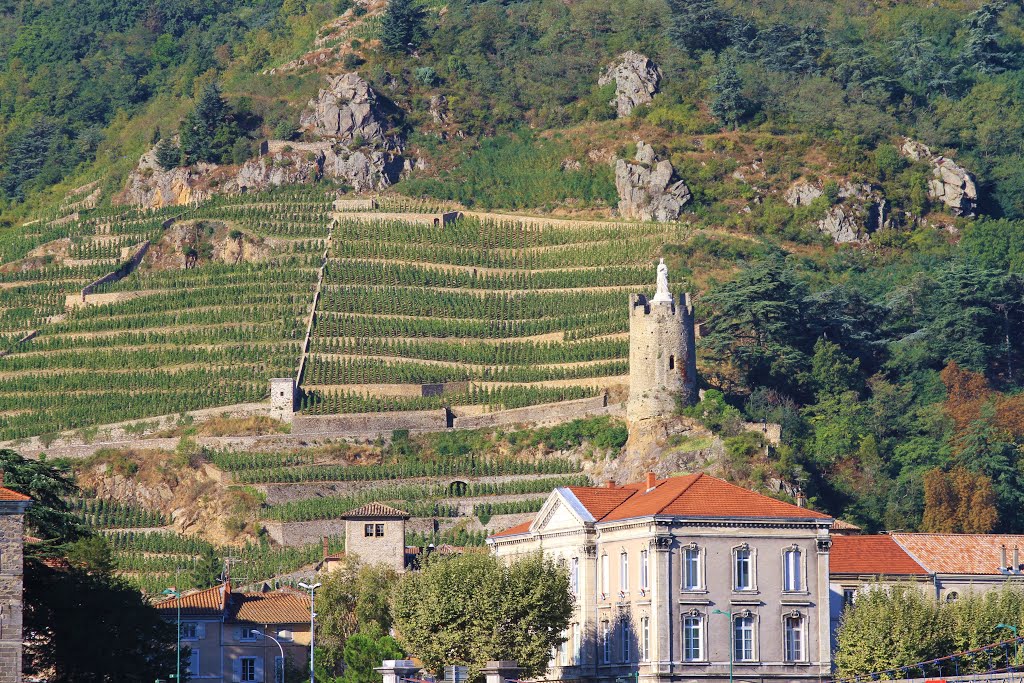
[301,215,688,412]
[0,187,330,440]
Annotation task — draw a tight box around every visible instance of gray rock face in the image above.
[784,179,885,244]
[598,52,661,118]
[299,72,389,144]
[615,142,691,222]
[900,138,978,216]
[784,180,822,207]
[235,147,323,192]
[429,94,448,124]
[121,147,214,208]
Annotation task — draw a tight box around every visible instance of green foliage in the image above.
[340,632,405,683]
[392,552,573,679]
[0,449,88,543]
[179,83,243,165]
[380,0,427,54]
[155,137,182,171]
[711,50,747,129]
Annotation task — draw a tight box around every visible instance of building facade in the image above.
[627,259,697,423]
[341,502,409,572]
[489,473,834,683]
[156,583,311,683]
[0,486,30,683]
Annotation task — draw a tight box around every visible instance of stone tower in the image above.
[269,377,296,422]
[627,258,697,422]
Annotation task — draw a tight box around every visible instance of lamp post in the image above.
[997,624,1019,664]
[162,588,181,683]
[252,629,286,683]
[298,582,321,683]
[712,609,735,683]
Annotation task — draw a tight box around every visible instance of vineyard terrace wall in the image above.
[77,239,151,301]
[449,394,613,430]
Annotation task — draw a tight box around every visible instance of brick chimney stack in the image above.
[646,472,656,491]
[604,479,615,489]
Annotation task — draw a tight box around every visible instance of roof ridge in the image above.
[653,472,702,514]
[888,535,932,573]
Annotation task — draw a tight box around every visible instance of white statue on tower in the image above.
[652,257,672,303]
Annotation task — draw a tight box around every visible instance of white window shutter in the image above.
[255,656,265,683]
[234,627,242,641]
[196,622,206,639]
[232,657,242,683]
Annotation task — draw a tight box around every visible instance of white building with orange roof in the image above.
[487,472,835,683]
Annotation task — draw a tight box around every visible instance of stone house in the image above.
[488,472,834,683]
[339,502,409,572]
[0,484,30,683]
[156,583,311,683]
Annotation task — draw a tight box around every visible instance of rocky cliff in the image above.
[784,179,887,244]
[901,138,978,217]
[598,52,661,118]
[615,141,691,221]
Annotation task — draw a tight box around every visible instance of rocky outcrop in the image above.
[235,146,324,191]
[615,142,691,222]
[121,148,215,208]
[598,51,661,118]
[429,94,448,124]
[901,138,977,216]
[784,179,886,244]
[299,72,390,144]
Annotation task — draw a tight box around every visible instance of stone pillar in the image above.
[482,661,520,683]
[375,659,420,683]
[650,535,673,680]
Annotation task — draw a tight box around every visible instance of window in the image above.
[683,614,703,661]
[180,622,198,640]
[240,626,258,642]
[559,633,568,666]
[364,523,374,537]
[621,622,631,662]
[602,621,611,663]
[734,546,753,591]
[620,552,629,592]
[375,523,384,537]
[188,649,200,676]
[640,550,649,591]
[570,557,579,596]
[241,657,257,682]
[734,616,755,662]
[669,354,675,370]
[784,615,804,662]
[783,548,802,592]
[573,623,581,665]
[641,616,650,661]
[275,656,285,683]
[601,554,609,596]
[842,588,856,608]
[682,546,701,590]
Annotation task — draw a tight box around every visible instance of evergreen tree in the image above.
[710,49,747,129]
[189,545,222,589]
[155,137,182,171]
[380,0,426,54]
[961,1,1012,75]
[665,0,734,54]
[178,83,240,165]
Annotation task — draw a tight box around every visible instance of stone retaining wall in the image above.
[450,395,610,430]
[78,240,150,300]
[291,409,451,437]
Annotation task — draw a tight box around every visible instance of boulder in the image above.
[784,179,885,244]
[299,72,390,144]
[598,51,661,118]
[323,145,401,193]
[235,147,324,192]
[784,180,822,207]
[819,206,864,244]
[615,142,691,222]
[121,148,214,208]
[900,138,977,216]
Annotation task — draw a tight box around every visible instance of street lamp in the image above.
[997,624,1019,664]
[162,588,182,683]
[252,629,286,683]
[298,582,321,683]
[712,609,736,683]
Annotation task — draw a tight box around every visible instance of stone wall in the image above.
[0,507,26,683]
[450,395,610,430]
[626,292,697,422]
[291,409,451,437]
[79,240,150,299]
[333,198,376,211]
[741,421,782,446]
[269,378,296,421]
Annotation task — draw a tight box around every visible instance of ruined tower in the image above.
[627,258,697,422]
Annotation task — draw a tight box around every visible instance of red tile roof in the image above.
[341,502,409,519]
[565,487,636,520]
[0,487,31,502]
[890,533,1024,575]
[155,584,227,617]
[229,589,310,625]
[578,473,831,523]
[491,519,533,538]
[831,535,928,575]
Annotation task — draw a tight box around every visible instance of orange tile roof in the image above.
[229,590,310,624]
[155,584,227,617]
[341,502,409,519]
[831,535,928,575]
[890,533,1024,575]
[581,473,831,523]
[491,519,533,538]
[565,487,637,520]
[832,519,862,531]
[0,487,31,502]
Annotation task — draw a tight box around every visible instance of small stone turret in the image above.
[269,378,296,422]
[627,259,697,422]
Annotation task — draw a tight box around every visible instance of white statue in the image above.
[653,257,672,303]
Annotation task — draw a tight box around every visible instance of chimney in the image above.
[1001,544,1008,570]
[604,479,616,489]
[323,536,329,560]
[1014,546,1020,572]
[645,472,656,492]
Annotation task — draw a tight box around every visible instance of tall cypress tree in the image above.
[665,0,734,54]
[380,0,426,54]
[710,49,747,130]
[961,1,1012,75]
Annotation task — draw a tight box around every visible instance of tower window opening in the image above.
[669,355,675,370]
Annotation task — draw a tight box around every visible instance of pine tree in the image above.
[380,0,426,54]
[961,1,1011,75]
[710,49,746,130]
[178,83,240,165]
[154,137,181,171]
[665,0,733,54]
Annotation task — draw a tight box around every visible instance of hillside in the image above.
[0,0,1023,593]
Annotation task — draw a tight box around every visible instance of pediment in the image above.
[530,488,595,534]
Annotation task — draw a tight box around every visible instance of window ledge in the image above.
[680,588,708,594]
